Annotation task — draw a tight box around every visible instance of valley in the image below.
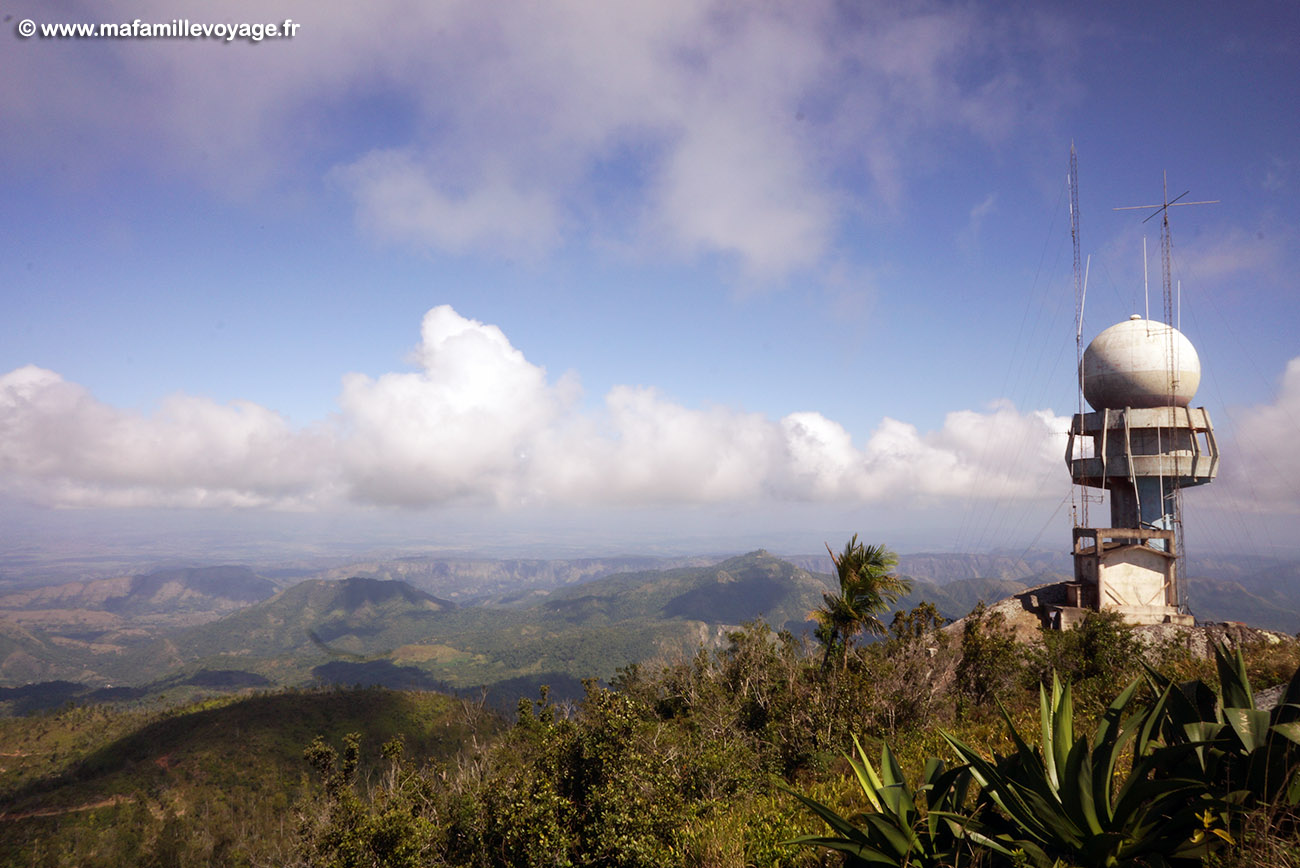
[3,547,1297,715]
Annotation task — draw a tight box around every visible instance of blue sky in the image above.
[2,0,1297,562]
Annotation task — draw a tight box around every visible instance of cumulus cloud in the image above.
[0,306,1070,512]
[0,365,329,509]
[337,306,574,506]
[3,0,1064,274]
[1219,357,1300,513]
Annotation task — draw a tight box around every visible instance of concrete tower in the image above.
[1063,315,1218,626]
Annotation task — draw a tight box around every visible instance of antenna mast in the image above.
[1114,175,1218,329]
[1069,145,1087,528]
[1114,176,1217,612]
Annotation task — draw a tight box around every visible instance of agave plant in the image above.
[785,660,1299,867]
[1145,641,1300,807]
[783,735,997,867]
[941,674,1218,867]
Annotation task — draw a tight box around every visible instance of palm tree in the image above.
[812,536,909,670]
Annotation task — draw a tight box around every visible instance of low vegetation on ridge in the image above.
[4,542,1300,866]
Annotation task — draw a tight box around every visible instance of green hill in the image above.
[0,566,282,687]
[894,577,1035,623]
[0,565,277,617]
[0,687,499,865]
[540,549,831,628]
[1186,576,1300,633]
[5,601,1299,867]
[0,554,1066,707]
[113,577,459,684]
[0,617,103,685]
[95,554,826,695]
[15,549,1300,714]
[317,554,719,604]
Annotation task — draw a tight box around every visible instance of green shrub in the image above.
[1028,610,1141,711]
[955,602,1022,714]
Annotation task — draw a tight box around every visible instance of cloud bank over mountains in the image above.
[2,306,1076,512]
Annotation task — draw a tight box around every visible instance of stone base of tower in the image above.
[1071,527,1194,627]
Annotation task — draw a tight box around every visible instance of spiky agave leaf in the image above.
[783,735,977,867]
[944,672,1219,867]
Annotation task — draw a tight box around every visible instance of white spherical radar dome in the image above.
[1081,316,1201,410]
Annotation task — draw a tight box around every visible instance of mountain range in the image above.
[2,552,831,708]
[3,549,1299,713]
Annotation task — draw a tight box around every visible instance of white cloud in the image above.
[1177,227,1293,292]
[332,151,561,256]
[1219,357,1300,514]
[1105,223,1293,299]
[958,193,999,250]
[0,306,1071,512]
[337,305,573,506]
[4,0,1063,274]
[0,365,328,509]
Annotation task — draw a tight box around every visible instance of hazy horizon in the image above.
[4,494,1297,590]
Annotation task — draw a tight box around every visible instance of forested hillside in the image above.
[10,549,1300,719]
[2,552,838,706]
[0,688,499,866]
[5,605,1300,866]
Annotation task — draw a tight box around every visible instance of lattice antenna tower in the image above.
[1114,175,1217,610]
[1068,145,1090,528]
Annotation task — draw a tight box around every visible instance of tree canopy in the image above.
[812,535,910,670]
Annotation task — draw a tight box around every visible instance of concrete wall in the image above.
[1098,545,1173,610]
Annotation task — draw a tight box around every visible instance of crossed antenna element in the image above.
[1114,171,1218,330]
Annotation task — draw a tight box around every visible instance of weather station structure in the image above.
[1063,316,1217,625]
[1059,157,1219,627]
